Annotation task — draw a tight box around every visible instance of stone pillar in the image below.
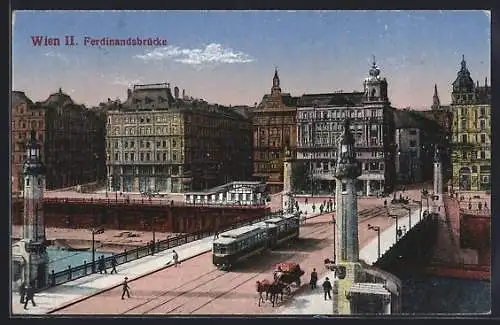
[345,179,359,261]
[366,180,371,197]
[335,179,344,261]
[383,295,392,314]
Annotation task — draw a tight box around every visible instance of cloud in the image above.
[44,51,69,63]
[111,76,143,87]
[483,10,490,20]
[134,43,254,67]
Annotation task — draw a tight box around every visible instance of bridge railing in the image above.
[28,197,268,209]
[43,210,284,291]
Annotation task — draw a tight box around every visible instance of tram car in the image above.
[212,213,300,270]
[212,225,269,270]
[264,213,300,248]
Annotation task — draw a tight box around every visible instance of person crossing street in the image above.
[121,277,131,299]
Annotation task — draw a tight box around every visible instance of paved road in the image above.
[53,208,399,315]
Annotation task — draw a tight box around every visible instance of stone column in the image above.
[366,180,371,197]
[383,295,392,314]
[345,179,359,261]
[335,178,343,261]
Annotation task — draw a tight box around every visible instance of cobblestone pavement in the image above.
[51,208,399,315]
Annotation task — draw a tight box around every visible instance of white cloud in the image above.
[483,10,490,20]
[134,43,254,67]
[44,51,69,63]
[111,76,143,87]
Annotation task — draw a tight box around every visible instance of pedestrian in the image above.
[110,255,118,274]
[23,285,36,309]
[312,204,316,213]
[19,281,26,304]
[397,227,402,239]
[172,250,179,267]
[468,203,472,210]
[149,240,155,255]
[322,277,332,300]
[99,255,107,274]
[320,204,324,214]
[484,202,488,210]
[310,268,318,289]
[305,198,308,205]
[121,277,131,299]
[213,230,219,239]
[384,199,387,208]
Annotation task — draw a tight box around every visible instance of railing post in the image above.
[124,249,127,262]
[83,260,87,275]
[68,265,72,280]
[136,249,139,259]
[51,270,55,287]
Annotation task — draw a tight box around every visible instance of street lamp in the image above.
[413,199,422,222]
[368,224,381,259]
[90,227,104,273]
[388,213,399,242]
[332,216,336,264]
[402,206,411,229]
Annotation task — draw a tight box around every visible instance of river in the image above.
[47,247,113,273]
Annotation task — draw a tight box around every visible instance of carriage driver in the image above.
[273,266,284,282]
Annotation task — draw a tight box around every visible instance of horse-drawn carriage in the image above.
[256,262,305,307]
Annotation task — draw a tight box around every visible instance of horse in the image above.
[268,281,286,307]
[256,280,272,306]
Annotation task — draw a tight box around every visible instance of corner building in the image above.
[296,59,396,196]
[106,83,252,193]
[252,69,299,193]
[450,56,491,191]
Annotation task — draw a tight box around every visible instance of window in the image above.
[131,141,135,148]
[115,153,118,160]
[157,141,161,147]
[163,140,166,147]
[461,135,467,143]
[173,153,177,161]
[140,153,144,161]
[409,140,417,147]
[480,107,485,117]
[146,153,150,161]
[163,153,167,160]
[480,119,486,131]
[115,141,119,148]
[156,153,160,161]
[472,165,477,173]
[461,119,467,130]
[146,142,150,148]
[124,153,129,160]
[462,152,467,159]
[130,153,135,161]
[481,134,486,143]
[26,179,29,186]
[173,140,177,147]
[124,142,128,148]
[480,151,485,159]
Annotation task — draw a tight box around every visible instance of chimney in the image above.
[174,86,179,99]
[127,88,132,98]
[182,89,186,99]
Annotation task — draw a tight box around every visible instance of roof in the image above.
[220,225,263,239]
[349,282,390,296]
[213,237,238,245]
[259,93,299,108]
[12,91,34,107]
[297,92,364,107]
[392,108,440,131]
[41,88,74,107]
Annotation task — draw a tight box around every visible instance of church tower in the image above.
[431,84,441,110]
[451,55,476,105]
[271,67,282,97]
[21,130,49,289]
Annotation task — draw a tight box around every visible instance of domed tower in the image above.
[21,130,49,289]
[363,56,389,104]
[451,55,476,104]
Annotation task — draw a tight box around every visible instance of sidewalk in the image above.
[280,209,425,315]
[12,236,214,315]
[13,203,322,316]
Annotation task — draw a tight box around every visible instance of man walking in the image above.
[110,255,118,274]
[19,281,26,304]
[99,255,107,274]
[23,285,36,309]
[322,277,332,300]
[310,268,318,289]
[121,277,131,299]
[172,250,179,267]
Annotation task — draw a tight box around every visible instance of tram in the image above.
[212,213,300,270]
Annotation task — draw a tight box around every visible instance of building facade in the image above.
[296,59,396,196]
[184,181,266,206]
[11,89,106,193]
[106,83,252,193]
[393,109,442,184]
[252,69,298,194]
[450,56,491,191]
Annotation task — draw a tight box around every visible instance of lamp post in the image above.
[90,227,104,273]
[332,216,336,264]
[150,216,157,255]
[368,224,381,259]
[413,199,422,222]
[403,206,411,229]
[388,213,399,242]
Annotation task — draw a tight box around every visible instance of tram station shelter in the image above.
[184,181,267,206]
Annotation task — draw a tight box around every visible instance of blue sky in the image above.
[12,10,490,109]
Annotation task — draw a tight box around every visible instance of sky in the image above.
[12,10,491,109]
